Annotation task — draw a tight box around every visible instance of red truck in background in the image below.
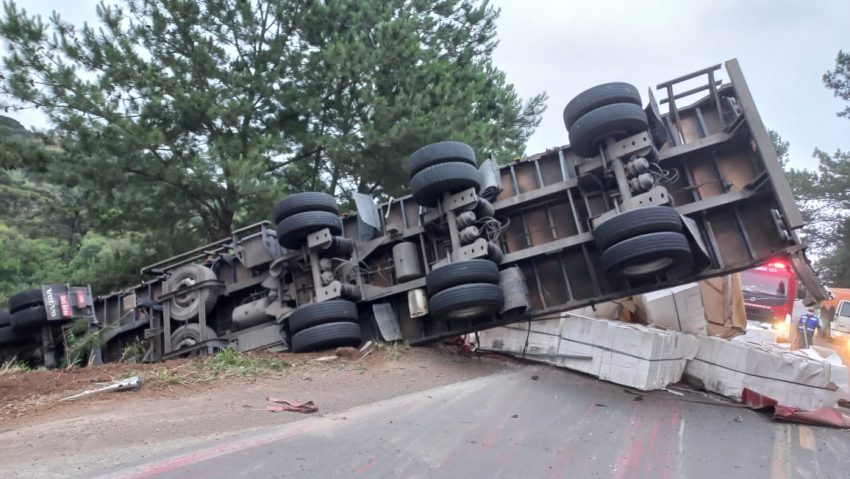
[741,259,797,335]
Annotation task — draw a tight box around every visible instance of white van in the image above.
[831,299,850,342]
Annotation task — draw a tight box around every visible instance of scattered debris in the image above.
[59,376,143,402]
[311,342,375,363]
[733,416,744,423]
[531,375,539,381]
[663,387,685,397]
[357,341,375,361]
[314,355,338,362]
[334,346,362,360]
[595,403,607,408]
[741,389,850,428]
[633,395,644,402]
[265,397,319,414]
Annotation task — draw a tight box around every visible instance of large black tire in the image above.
[276,211,342,249]
[291,321,362,353]
[600,231,691,278]
[563,82,641,130]
[166,264,219,321]
[170,323,218,351]
[272,192,339,224]
[0,309,9,327]
[568,103,649,158]
[8,288,43,314]
[408,141,476,178]
[593,206,683,251]
[410,162,481,208]
[426,259,500,296]
[288,300,359,335]
[0,325,21,346]
[429,283,503,321]
[10,305,47,332]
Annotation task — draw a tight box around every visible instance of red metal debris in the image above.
[264,397,319,414]
[741,388,850,428]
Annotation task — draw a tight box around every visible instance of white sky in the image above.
[4,0,849,171]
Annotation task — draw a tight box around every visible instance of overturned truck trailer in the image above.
[89,59,825,363]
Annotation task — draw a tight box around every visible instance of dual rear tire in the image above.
[425,259,503,321]
[593,206,690,279]
[273,192,343,249]
[286,300,363,353]
[564,82,648,158]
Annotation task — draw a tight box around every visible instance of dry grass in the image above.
[0,358,31,375]
[121,347,291,387]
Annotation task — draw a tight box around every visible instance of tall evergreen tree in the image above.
[0,0,546,243]
[780,50,850,285]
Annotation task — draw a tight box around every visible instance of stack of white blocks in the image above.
[477,314,700,391]
[685,336,850,410]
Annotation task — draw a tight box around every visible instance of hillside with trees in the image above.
[0,0,546,303]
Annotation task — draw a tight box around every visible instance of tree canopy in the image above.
[0,0,546,244]
[781,50,850,286]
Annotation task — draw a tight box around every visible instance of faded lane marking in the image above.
[798,426,815,451]
[770,424,791,479]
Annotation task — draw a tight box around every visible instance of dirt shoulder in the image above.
[0,346,510,478]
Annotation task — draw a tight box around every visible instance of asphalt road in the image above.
[103,364,850,479]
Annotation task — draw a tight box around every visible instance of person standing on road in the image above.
[795,306,820,349]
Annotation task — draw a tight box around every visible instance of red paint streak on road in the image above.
[614,404,644,479]
[641,403,666,478]
[660,402,682,479]
[548,402,598,479]
[355,458,377,474]
[123,424,307,479]
[479,426,504,450]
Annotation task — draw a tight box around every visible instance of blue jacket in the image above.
[797,313,819,334]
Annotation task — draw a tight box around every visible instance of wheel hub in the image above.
[173,278,197,308]
[621,257,674,277]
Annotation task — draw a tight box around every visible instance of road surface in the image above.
[101,364,849,479]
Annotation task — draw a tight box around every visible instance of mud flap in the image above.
[668,215,711,281]
[372,303,402,341]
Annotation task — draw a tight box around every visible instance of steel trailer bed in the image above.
[91,59,824,363]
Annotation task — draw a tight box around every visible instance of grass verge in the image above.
[0,358,31,375]
[124,347,290,387]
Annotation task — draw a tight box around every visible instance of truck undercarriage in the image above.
[0,59,827,366]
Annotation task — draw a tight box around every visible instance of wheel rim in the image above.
[173,278,197,308]
[621,257,674,277]
[173,336,198,350]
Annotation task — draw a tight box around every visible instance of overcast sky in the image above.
[5,0,849,171]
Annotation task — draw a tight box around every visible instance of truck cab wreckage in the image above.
[0,59,828,365]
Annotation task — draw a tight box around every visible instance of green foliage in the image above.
[375,340,407,361]
[0,0,545,246]
[768,129,790,168]
[779,51,850,286]
[65,232,163,294]
[62,318,105,368]
[823,50,850,119]
[206,347,288,376]
[0,224,68,304]
[119,339,146,363]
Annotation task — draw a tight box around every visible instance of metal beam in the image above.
[492,177,578,212]
[502,232,594,264]
[674,188,756,216]
[724,58,804,230]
